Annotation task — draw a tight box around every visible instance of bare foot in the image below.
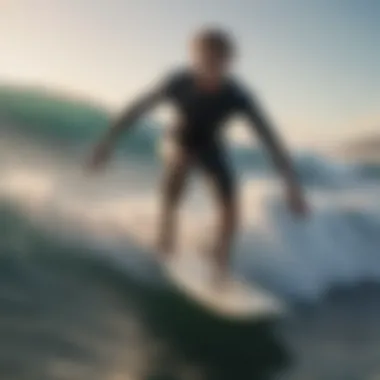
[211,261,229,291]
[156,235,175,261]
[208,243,230,290]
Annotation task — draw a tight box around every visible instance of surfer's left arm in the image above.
[103,90,164,147]
[239,89,308,216]
[88,75,174,170]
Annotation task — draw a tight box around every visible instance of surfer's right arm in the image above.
[236,85,309,217]
[88,72,178,170]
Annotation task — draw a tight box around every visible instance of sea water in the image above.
[0,87,380,380]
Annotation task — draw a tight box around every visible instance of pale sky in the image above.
[1,0,379,147]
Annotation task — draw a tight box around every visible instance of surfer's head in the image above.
[190,27,236,84]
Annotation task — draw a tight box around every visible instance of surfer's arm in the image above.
[101,69,184,147]
[244,97,298,186]
[100,87,165,147]
[89,74,175,169]
[240,91,308,214]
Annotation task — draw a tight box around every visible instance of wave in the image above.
[0,85,109,142]
[0,85,163,158]
[1,85,380,306]
[2,85,379,187]
[1,155,380,304]
[0,201,288,380]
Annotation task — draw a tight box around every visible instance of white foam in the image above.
[0,139,380,304]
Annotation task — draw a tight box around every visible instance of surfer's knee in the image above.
[162,152,191,206]
[220,196,239,232]
[163,175,185,206]
[214,175,239,231]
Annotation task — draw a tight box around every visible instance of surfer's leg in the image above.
[158,144,192,257]
[198,143,238,279]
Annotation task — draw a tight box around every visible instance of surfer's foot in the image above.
[156,235,174,260]
[208,242,230,288]
[211,261,229,290]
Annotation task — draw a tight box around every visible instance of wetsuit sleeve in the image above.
[115,72,177,126]
[236,86,300,187]
[102,72,180,144]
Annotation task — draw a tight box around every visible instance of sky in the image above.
[0,0,379,147]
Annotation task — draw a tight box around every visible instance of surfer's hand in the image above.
[87,141,112,172]
[286,185,309,218]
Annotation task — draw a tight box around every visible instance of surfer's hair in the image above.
[192,27,235,60]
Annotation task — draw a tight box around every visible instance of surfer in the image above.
[88,27,308,281]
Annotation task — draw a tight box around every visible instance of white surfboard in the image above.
[163,253,285,320]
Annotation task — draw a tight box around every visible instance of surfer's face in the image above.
[192,45,231,82]
[190,29,234,85]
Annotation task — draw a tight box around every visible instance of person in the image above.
[88,27,308,282]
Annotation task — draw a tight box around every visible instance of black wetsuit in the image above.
[121,68,274,200]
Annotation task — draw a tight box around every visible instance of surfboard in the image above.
[162,253,285,320]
